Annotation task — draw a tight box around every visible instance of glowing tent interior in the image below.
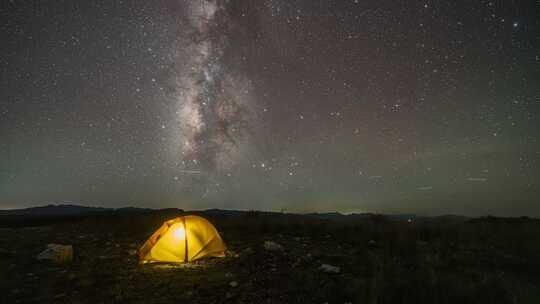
[138,215,227,263]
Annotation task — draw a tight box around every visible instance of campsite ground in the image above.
[1,210,540,303]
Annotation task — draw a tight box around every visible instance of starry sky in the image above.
[1,0,539,216]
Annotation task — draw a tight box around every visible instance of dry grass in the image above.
[1,211,539,303]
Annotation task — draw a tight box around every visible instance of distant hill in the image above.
[302,212,421,222]
[0,204,181,227]
[0,204,480,227]
[0,204,154,217]
[201,209,426,223]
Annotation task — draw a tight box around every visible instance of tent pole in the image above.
[183,217,188,262]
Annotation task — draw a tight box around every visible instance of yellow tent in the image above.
[138,215,226,263]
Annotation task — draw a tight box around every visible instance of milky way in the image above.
[172,0,256,173]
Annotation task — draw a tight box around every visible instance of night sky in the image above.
[1,0,539,216]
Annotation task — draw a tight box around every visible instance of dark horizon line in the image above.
[1,202,538,219]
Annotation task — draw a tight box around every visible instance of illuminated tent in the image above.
[138,215,226,263]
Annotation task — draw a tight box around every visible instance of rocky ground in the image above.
[1,211,540,303]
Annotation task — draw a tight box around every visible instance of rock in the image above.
[54,293,66,299]
[242,247,254,255]
[263,241,283,251]
[229,281,238,288]
[292,254,312,268]
[37,244,73,264]
[127,249,138,256]
[320,264,340,273]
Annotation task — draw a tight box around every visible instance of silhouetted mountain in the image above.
[202,208,280,219]
[304,212,346,221]
[0,204,492,227]
[0,204,158,218]
[433,214,470,222]
[467,215,539,224]
[0,204,110,216]
[0,204,186,227]
[114,207,154,214]
[303,212,419,222]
